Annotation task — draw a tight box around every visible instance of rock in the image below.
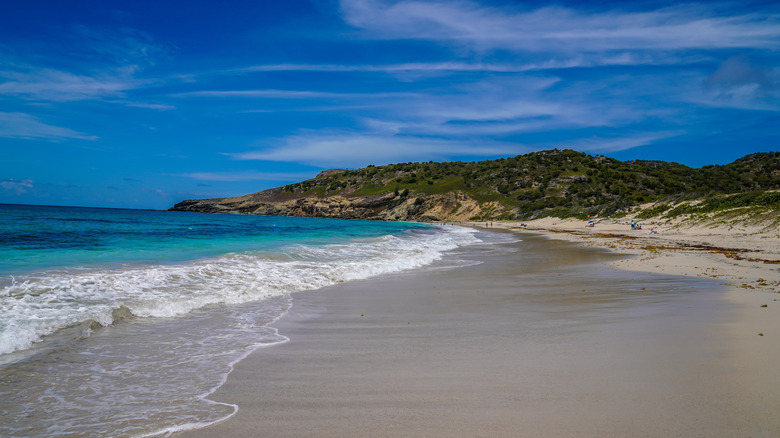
[170,189,483,222]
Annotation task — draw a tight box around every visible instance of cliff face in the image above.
[170,188,483,222]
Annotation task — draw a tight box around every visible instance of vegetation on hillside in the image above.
[279,149,779,220]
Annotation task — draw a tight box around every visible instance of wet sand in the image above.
[180,231,779,437]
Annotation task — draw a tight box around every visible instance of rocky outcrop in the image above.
[170,189,482,222]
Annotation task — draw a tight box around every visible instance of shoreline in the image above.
[476,217,780,377]
[465,216,780,292]
[472,218,780,435]
[179,224,780,437]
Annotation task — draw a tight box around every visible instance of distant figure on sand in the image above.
[631,221,642,230]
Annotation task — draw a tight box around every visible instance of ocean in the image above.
[0,204,483,437]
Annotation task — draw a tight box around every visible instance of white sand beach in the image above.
[179,222,780,437]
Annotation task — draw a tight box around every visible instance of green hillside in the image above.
[280,149,780,220]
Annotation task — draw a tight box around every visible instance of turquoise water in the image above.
[0,203,482,437]
[0,204,429,278]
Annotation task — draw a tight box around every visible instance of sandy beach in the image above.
[179,223,780,438]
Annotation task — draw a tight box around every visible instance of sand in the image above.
[179,226,780,438]
[492,216,780,436]
[489,215,780,287]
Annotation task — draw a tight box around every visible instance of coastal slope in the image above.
[170,149,779,222]
[171,187,482,222]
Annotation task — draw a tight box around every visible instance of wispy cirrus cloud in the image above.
[182,72,650,141]
[228,129,679,167]
[340,0,780,52]
[178,171,317,182]
[0,25,167,104]
[0,67,147,102]
[69,24,168,68]
[115,101,176,110]
[232,56,658,74]
[228,132,525,168]
[375,75,640,136]
[1,179,35,195]
[0,24,173,149]
[221,65,688,165]
[172,89,419,99]
[705,57,773,92]
[227,52,714,81]
[697,56,779,110]
[0,112,98,141]
[200,1,779,165]
[235,62,525,73]
[564,132,684,153]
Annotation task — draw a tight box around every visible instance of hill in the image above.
[170,149,780,222]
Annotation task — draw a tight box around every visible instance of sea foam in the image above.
[0,225,478,356]
[0,224,481,437]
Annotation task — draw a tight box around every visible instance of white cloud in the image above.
[0,68,134,102]
[564,132,683,153]
[119,101,176,110]
[187,74,623,137]
[695,56,779,110]
[1,179,34,195]
[233,59,634,74]
[178,171,317,182]
[172,89,418,99]
[0,66,158,102]
[371,117,592,137]
[413,96,562,123]
[0,112,98,141]
[705,56,773,91]
[140,188,172,198]
[174,90,343,99]
[228,132,525,167]
[70,25,168,68]
[228,130,677,168]
[355,76,638,136]
[0,25,166,104]
[340,0,780,52]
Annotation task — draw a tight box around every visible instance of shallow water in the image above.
[0,204,482,437]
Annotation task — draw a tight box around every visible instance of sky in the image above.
[1,0,778,209]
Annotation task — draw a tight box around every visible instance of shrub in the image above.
[636,204,671,219]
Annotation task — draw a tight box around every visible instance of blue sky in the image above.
[1,0,778,209]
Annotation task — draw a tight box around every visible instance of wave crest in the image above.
[0,225,478,356]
